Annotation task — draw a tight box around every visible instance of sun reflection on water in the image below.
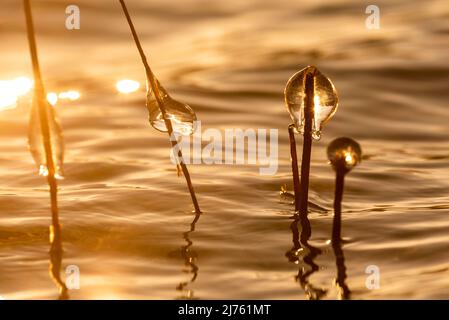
[47,92,58,106]
[0,76,33,110]
[0,76,80,109]
[59,90,80,101]
[116,79,140,94]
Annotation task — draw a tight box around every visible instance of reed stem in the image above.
[119,0,201,213]
[24,0,61,225]
[331,166,350,299]
[298,69,316,216]
[49,203,68,300]
[24,0,66,298]
[288,124,301,212]
[332,168,345,240]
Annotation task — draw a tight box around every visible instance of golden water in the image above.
[0,0,448,299]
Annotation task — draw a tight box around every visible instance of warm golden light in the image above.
[313,95,321,110]
[344,151,354,165]
[47,92,58,106]
[116,79,140,94]
[0,76,33,111]
[59,90,80,101]
[285,66,338,140]
[327,137,362,172]
[38,164,64,180]
[39,164,49,177]
[313,94,324,125]
[12,76,33,96]
[0,94,18,110]
[0,77,80,111]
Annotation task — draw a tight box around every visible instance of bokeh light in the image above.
[59,90,80,101]
[116,79,140,94]
[47,92,58,106]
[0,76,33,110]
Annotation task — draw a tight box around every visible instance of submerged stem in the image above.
[288,124,301,212]
[119,0,201,213]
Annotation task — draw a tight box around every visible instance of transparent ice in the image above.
[284,66,338,140]
[327,137,362,172]
[28,94,64,179]
[146,78,197,136]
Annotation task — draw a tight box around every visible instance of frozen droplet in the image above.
[312,131,321,140]
[28,93,64,178]
[327,137,362,172]
[284,66,338,140]
[38,164,48,177]
[46,92,58,106]
[146,78,197,136]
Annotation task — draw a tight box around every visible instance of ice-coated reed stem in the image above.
[298,69,316,216]
[25,0,67,298]
[24,0,61,226]
[288,124,301,212]
[119,0,201,213]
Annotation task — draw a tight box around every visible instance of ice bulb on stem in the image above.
[327,137,361,300]
[146,79,197,136]
[327,137,362,173]
[284,66,339,215]
[285,66,339,140]
[119,0,201,213]
[24,0,65,181]
[24,0,66,299]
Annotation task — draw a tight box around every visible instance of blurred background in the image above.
[0,0,448,299]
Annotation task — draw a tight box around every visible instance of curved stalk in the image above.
[24,0,60,225]
[119,0,201,213]
[24,0,66,298]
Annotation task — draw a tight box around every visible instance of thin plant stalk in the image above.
[298,69,316,216]
[24,0,60,228]
[24,0,67,298]
[119,0,201,213]
[288,124,301,212]
[49,214,69,299]
[332,168,344,240]
[331,164,350,299]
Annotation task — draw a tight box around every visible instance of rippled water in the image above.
[0,0,448,299]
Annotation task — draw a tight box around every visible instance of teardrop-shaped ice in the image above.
[327,137,362,172]
[146,78,197,136]
[284,66,338,140]
[28,93,64,179]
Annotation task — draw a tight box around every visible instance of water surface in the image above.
[0,0,448,299]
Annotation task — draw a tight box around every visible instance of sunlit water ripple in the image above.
[0,0,448,299]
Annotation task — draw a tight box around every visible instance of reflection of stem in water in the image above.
[176,212,201,299]
[288,124,301,212]
[332,167,351,299]
[286,216,326,300]
[24,0,68,300]
[49,191,69,300]
[119,0,201,213]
